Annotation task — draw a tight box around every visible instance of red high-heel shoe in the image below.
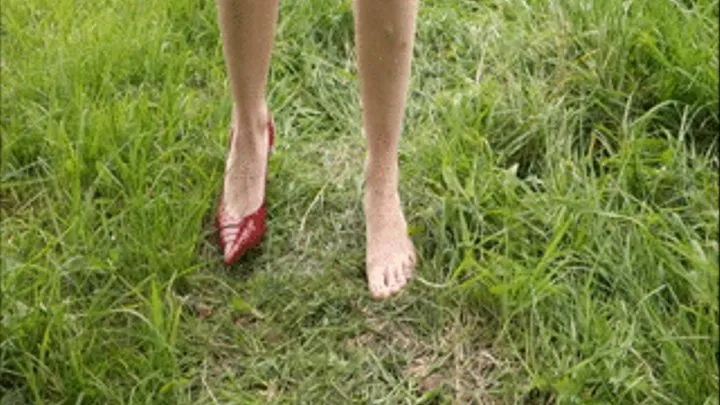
[216,116,275,264]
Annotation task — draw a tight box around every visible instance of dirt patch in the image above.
[350,306,510,403]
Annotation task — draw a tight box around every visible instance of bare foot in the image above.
[364,187,417,299]
[219,108,270,260]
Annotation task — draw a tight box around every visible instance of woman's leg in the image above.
[216,0,279,259]
[354,0,419,299]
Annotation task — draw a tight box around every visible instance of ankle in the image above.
[363,184,403,226]
[232,105,269,149]
[365,160,399,193]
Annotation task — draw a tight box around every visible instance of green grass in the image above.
[1,0,718,403]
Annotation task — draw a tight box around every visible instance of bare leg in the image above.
[216,0,278,260]
[355,0,419,299]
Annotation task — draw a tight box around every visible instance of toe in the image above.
[403,256,415,280]
[404,244,417,279]
[393,263,408,289]
[371,284,390,300]
[368,267,388,299]
[224,237,244,262]
[374,287,390,300]
[379,263,402,297]
[403,263,414,280]
[221,229,238,243]
[224,244,237,262]
[407,244,417,266]
[221,236,238,253]
[383,267,399,295]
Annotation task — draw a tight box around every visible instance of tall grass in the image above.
[2,0,717,403]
